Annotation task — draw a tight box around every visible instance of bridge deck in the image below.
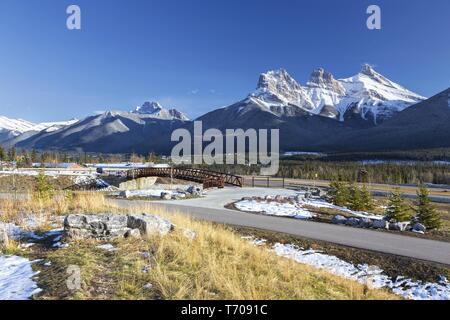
[127,167,243,188]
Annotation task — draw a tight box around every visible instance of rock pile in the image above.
[331,215,427,233]
[64,213,174,240]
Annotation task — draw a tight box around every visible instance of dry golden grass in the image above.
[114,206,397,300]
[0,192,114,230]
[3,193,397,300]
[42,203,396,300]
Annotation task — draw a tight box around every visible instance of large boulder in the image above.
[187,185,203,196]
[127,214,173,237]
[358,218,373,228]
[64,214,130,240]
[160,192,172,200]
[119,190,131,199]
[64,213,174,240]
[412,223,426,234]
[373,219,389,230]
[346,217,361,227]
[389,222,410,232]
[331,215,347,225]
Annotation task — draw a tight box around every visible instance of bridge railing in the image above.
[126,167,243,188]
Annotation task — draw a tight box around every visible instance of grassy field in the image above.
[1,192,397,300]
[0,174,74,193]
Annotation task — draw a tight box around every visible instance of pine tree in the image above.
[0,145,4,161]
[34,173,54,201]
[31,148,37,163]
[416,185,443,230]
[329,180,350,207]
[8,146,16,162]
[361,184,374,210]
[349,183,365,211]
[385,189,413,222]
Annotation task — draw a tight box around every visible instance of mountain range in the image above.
[1,65,449,154]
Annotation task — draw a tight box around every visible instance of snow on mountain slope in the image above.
[0,117,36,134]
[132,101,189,121]
[249,65,426,124]
[0,116,79,139]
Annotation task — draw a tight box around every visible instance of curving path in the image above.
[112,187,450,265]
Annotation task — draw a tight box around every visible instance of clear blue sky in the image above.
[0,0,449,122]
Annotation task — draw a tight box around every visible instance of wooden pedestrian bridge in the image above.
[126,167,243,189]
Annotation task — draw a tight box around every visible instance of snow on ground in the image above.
[301,198,384,220]
[123,189,185,199]
[235,200,314,219]
[0,255,42,300]
[0,169,112,190]
[272,243,450,300]
[96,244,117,252]
[234,196,384,220]
[0,170,91,177]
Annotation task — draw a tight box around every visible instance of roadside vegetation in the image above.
[36,206,397,300]
[0,188,396,300]
[328,182,444,230]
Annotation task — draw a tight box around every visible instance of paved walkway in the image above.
[113,187,450,265]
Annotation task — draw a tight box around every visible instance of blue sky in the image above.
[0,0,449,122]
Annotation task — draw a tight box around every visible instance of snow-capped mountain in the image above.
[0,116,78,142]
[132,101,189,121]
[249,65,425,124]
[14,110,185,154]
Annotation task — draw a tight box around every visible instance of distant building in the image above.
[32,162,82,169]
[86,162,154,170]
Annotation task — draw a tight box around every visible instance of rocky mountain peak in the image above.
[133,101,163,114]
[307,68,345,95]
[132,101,189,121]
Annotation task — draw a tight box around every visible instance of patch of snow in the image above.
[301,198,384,220]
[0,255,42,300]
[124,189,184,199]
[235,199,314,219]
[273,243,450,300]
[52,242,69,249]
[234,196,384,221]
[96,244,117,252]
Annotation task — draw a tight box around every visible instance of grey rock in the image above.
[160,192,172,200]
[182,228,197,241]
[125,228,141,239]
[64,213,174,240]
[412,223,426,233]
[143,283,153,290]
[373,219,389,230]
[390,222,410,231]
[310,188,321,197]
[64,214,129,240]
[331,215,347,225]
[346,217,361,227]
[187,185,203,196]
[127,214,173,237]
[119,190,131,199]
[358,218,373,228]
